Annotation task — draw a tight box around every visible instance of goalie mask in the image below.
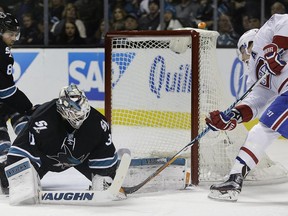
[56,84,91,129]
[0,12,20,40]
[237,28,258,64]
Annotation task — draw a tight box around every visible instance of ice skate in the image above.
[208,173,243,202]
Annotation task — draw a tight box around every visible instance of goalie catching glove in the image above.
[263,43,286,76]
[205,105,253,131]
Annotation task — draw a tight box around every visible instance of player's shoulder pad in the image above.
[30,99,58,119]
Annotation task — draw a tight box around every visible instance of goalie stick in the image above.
[123,71,270,194]
[39,153,131,205]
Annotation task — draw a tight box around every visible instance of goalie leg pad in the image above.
[5,157,41,205]
[39,153,131,205]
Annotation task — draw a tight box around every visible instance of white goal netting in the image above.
[105,29,288,186]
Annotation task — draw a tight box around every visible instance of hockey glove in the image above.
[263,43,286,76]
[91,174,113,191]
[205,109,242,131]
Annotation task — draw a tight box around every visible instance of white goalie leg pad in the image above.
[5,157,41,205]
[39,153,131,205]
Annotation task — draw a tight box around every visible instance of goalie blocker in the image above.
[4,153,131,205]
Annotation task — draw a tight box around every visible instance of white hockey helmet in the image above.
[237,28,259,63]
[56,84,91,129]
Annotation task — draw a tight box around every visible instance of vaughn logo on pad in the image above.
[41,192,94,201]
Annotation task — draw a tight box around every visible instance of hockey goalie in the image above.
[0,84,130,205]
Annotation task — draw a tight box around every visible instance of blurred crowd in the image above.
[0,0,287,47]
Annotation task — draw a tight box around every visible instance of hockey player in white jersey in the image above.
[205,14,288,201]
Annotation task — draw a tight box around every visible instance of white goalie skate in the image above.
[208,173,243,202]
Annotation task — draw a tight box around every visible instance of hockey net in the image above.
[104,29,288,188]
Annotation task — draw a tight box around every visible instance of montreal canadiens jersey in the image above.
[241,14,288,119]
[10,99,118,174]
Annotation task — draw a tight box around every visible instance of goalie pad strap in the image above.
[235,104,253,122]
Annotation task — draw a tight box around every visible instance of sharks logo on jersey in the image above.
[46,130,90,169]
[47,140,90,169]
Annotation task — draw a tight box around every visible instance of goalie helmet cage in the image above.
[105,29,288,186]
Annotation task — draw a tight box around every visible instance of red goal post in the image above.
[104,29,288,187]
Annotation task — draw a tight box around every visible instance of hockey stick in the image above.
[123,71,270,194]
[39,153,131,205]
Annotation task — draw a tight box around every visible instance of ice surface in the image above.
[1,134,288,216]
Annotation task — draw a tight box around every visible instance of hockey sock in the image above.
[231,123,280,176]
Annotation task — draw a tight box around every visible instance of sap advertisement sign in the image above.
[13,48,246,109]
[68,52,105,100]
[12,49,105,108]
